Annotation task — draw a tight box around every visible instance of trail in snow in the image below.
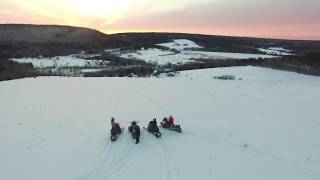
[77,130,140,180]
[160,131,181,180]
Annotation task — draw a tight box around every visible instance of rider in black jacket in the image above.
[148,118,159,133]
[128,121,140,144]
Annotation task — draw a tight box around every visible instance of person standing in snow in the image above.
[128,121,140,144]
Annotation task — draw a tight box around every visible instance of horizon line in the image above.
[1,23,319,42]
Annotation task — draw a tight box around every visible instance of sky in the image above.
[0,0,319,40]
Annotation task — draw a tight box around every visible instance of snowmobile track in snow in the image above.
[77,131,140,180]
[160,132,181,180]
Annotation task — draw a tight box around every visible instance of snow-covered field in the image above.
[116,39,275,65]
[258,47,292,56]
[117,48,274,65]
[157,39,204,50]
[1,66,320,180]
[9,39,279,68]
[10,54,109,68]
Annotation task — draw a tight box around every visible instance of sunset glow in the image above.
[0,0,319,40]
[69,0,130,17]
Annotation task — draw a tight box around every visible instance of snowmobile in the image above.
[146,127,161,138]
[145,119,161,138]
[128,121,140,144]
[110,123,122,142]
[160,118,182,133]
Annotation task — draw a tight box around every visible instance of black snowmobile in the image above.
[128,121,140,144]
[110,118,123,141]
[160,117,182,133]
[146,119,161,138]
[110,123,122,141]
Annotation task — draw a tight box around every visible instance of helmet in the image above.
[111,117,115,122]
[131,121,137,125]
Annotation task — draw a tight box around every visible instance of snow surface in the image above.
[1,66,320,180]
[112,39,275,65]
[118,48,200,65]
[258,47,292,56]
[9,39,277,68]
[81,69,104,73]
[10,55,109,68]
[157,39,204,50]
[269,47,291,52]
[192,50,275,59]
[117,48,274,65]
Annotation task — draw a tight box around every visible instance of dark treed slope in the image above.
[108,32,320,54]
[1,25,320,59]
[0,24,108,43]
[0,24,111,58]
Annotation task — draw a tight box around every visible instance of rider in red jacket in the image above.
[168,116,174,126]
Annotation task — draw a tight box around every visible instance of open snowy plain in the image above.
[1,66,320,180]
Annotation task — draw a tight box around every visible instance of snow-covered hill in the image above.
[157,39,204,50]
[0,24,107,44]
[1,66,320,180]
